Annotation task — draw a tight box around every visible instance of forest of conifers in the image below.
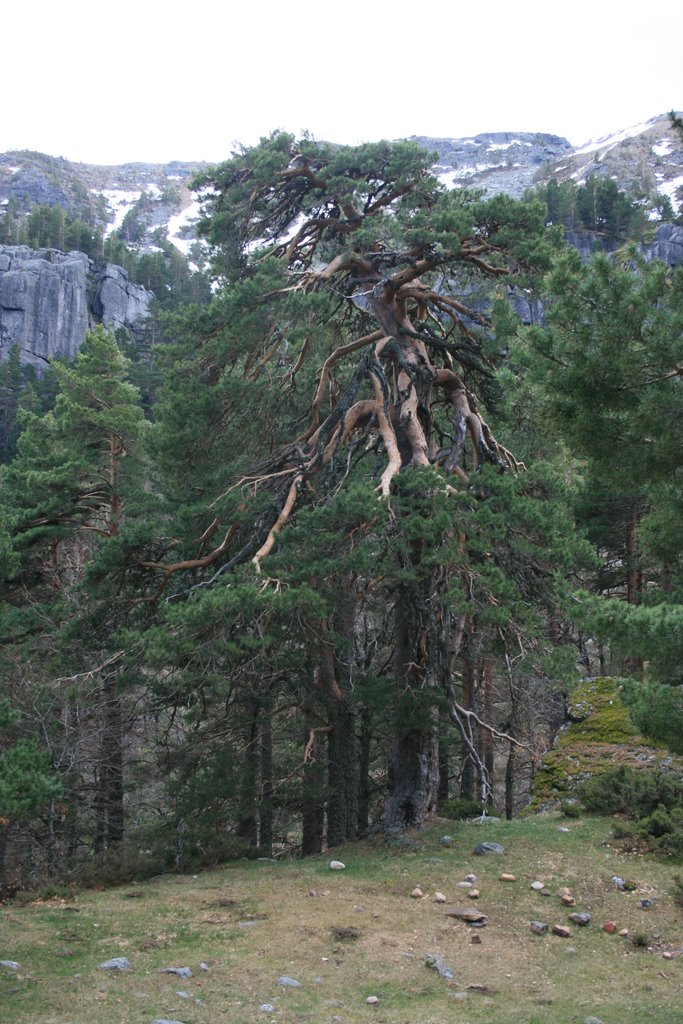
[1,132,682,895]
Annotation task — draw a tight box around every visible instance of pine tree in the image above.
[140,133,582,835]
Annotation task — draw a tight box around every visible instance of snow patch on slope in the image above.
[573,121,654,157]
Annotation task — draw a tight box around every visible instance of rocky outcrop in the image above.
[0,245,152,369]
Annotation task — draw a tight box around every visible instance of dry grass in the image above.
[1,813,682,1023]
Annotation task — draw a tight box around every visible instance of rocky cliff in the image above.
[0,246,152,369]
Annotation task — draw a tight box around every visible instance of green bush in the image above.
[439,797,488,820]
[580,766,683,855]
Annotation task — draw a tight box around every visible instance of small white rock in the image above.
[433,891,447,903]
[411,886,424,898]
[457,880,473,889]
[464,873,477,883]
[366,995,379,1005]
[329,860,346,870]
[531,881,545,891]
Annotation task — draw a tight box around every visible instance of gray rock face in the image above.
[0,245,151,370]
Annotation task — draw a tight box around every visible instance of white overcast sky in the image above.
[3,0,681,165]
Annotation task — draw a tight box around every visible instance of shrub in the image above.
[580,767,683,855]
[439,797,488,820]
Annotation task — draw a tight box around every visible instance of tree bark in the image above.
[384,579,439,830]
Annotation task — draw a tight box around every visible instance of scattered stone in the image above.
[100,957,131,971]
[560,894,576,907]
[470,932,482,944]
[500,873,516,882]
[552,925,571,938]
[541,888,552,897]
[611,876,626,890]
[444,907,488,924]
[559,886,571,896]
[424,953,455,980]
[277,976,302,987]
[473,841,505,855]
[467,889,480,899]
[329,860,346,870]
[584,1017,605,1024]
[452,991,469,1000]
[0,961,19,971]
[530,921,548,935]
[619,929,629,937]
[238,920,259,927]
[440,835,454,846]
[366,995,379,1005]
[558,826,570,833]
[662,952,674,960]
[457,881,472,889]
[199,962,210,972]
[530,881,545,891]
[152,1020,188,1024]
[602,921,617,934]
[176,991,191,999]
[637,898,653,908]
[411,887,424,899]
[464,873,477,883]
[566,946,577,954]
[159,966,192,979]
[259,1005,276,1013]
[433,892,447,903]
[569,912,591,926]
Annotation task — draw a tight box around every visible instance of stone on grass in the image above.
[662,951,674,960]
[159,966,192,979]
[366,995,379,1004]
[467,889,480,899]
[433,892,447,903]
[259,1005,276,1013]
[552,925,571,938]
[569,912,591,926]
[530,881,545,891]
[584,1017,605,1024]
[0,961,19,971]
[457,880,472,889]
[424,953,454,980]
[602,921,617,934]
[473,841,505,855]
[411,887,424,898]
[152,1019,188,1024]
[637,898,653,908]
[199,962,209,972]
[277,976,302,987]
[444,907,487,923]
[560,894,576,907]
[530,921,548,935]
[329,860,346,870]
[100,957,131,971]
[611,876,626,890]
[464,873,477,883]
[440,836,454,846]
[500,873,516,882]
[618,928,629,937]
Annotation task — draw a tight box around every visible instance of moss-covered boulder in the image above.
[531,677,683,809]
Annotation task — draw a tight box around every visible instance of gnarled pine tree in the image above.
[147,133,558,831]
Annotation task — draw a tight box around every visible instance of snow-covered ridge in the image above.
[573,119,658,157]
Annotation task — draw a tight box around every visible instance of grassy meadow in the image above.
[1,813,681,1024]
